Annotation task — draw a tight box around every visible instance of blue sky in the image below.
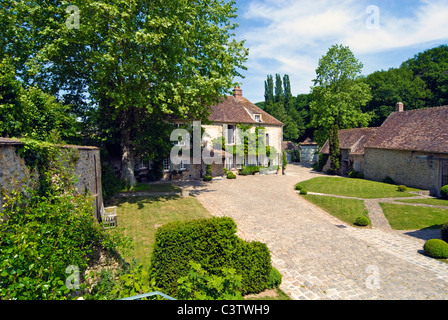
[231,0,448,103]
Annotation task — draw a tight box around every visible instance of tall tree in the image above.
[310,44,372,169]
[3,0,248,186]
[264,75,274,113]
[274,74,284,104]
[401,45,448,107]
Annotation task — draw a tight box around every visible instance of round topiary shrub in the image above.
[226,172,236,179]
[300,188,308,195]
[424,239,448,259]
[397,185,408,192]
[203,175,212,181]
[355,216,370,227]
[294,184,303,191]
[441,185,448,200]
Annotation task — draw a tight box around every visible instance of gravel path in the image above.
[190,163,448,300]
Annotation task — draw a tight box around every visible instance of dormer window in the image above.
[254,114,262,123]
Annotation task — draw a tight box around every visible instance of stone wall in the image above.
[364,148,447,196]
[0,141,103,220]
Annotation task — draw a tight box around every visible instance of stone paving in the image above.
[189,163,448,300]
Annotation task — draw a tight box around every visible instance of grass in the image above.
[299,177,420,199]
[380,202,448,230]
[120,182,181,193]
[110,194,211,268]
[396,198,448,207]
[303,194,369,226]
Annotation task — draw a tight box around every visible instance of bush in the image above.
[267,267,282,289]
[382,176,395,185]
[424,239,448,259]
[149,217,274,297]
[206,164,212,176]
[312,153,329,172]
[355,216,371,227]
[226,172,236,179]
[203,175,213,181]
[348,171,364,179]
[240,167,252,176]
[177,261,243,300]
[441,185,448,200]
[300,188,308,195]
[397,185,408,192]
[294,183,303,191]
[441,223,448,243]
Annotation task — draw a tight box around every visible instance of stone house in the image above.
[0,138,103,220]
[129,87,284,180]
[320,127,378,175]
[319,102,448,196]
[363,103,448,196]
[299,138,319,162]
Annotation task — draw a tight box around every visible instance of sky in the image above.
[231,0,448,103]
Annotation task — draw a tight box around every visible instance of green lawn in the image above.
[303,194,369,226]
[299,177,420,199]
[380,202,448,230]
[396,198,448,207]
[110,194,211,268]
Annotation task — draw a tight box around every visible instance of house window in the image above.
[179,160,188,171]
[227,125,235,144]
[254,114,262,123]
[354,160,361,172]
[265,133,270,146]
[226,157,234,170]
[163,157,170,172]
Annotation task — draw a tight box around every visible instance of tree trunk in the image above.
[120,110,137,187]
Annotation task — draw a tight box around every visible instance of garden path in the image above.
[191,163,448,300]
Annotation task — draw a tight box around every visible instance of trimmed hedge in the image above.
[424,239,448,259]
[149,217,274,297]
[441,223,448,243]
[441,185,448,200]
[355,216,371,227]
[226,172,236,179]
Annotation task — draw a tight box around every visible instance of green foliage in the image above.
[206,164,212,176]
[288,149,301,162]
[329,124,341,171]
[226,172,236,179]
[177,261,243,300]
[149,217,274,297]
[441,185,448,200]
[441,223,448,243]
[300,189,308,195]
[312,153,329,172]
[424,239,448,259]
[355,216,371,227]
[310,44,372,147]
[397,185,408,192]
[294,183,304,191]
[203,175,213,182]
[101,163,127,201]
[348,171,364,179]
[267,267,282,289]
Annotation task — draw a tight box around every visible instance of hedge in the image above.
[149,217,274,297]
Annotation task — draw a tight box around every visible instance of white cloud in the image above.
[236,0,448,101]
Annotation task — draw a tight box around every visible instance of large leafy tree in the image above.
[401,45,448,107]
[310,44,372,169]
[2,0,248,186]
[363,67,432,126]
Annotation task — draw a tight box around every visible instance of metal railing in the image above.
[119,291,176,300]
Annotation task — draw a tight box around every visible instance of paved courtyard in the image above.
[185,163,448,300]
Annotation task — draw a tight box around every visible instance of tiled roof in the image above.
[365,106,448,154]
[283,141,299,150]
[320,127,378,155]
[300,137,317,146]
[208,95,284,126]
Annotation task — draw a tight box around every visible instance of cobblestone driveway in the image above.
[189,163,448,300]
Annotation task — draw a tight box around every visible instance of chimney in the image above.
[233,86,243,100]
[396,102,404,112]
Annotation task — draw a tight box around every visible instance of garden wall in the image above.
[364,147,446,196]
[0,138,103,220]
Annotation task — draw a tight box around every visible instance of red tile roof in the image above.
[320,127,378,155]
[365,106,448,154]
[208,95,284,126]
